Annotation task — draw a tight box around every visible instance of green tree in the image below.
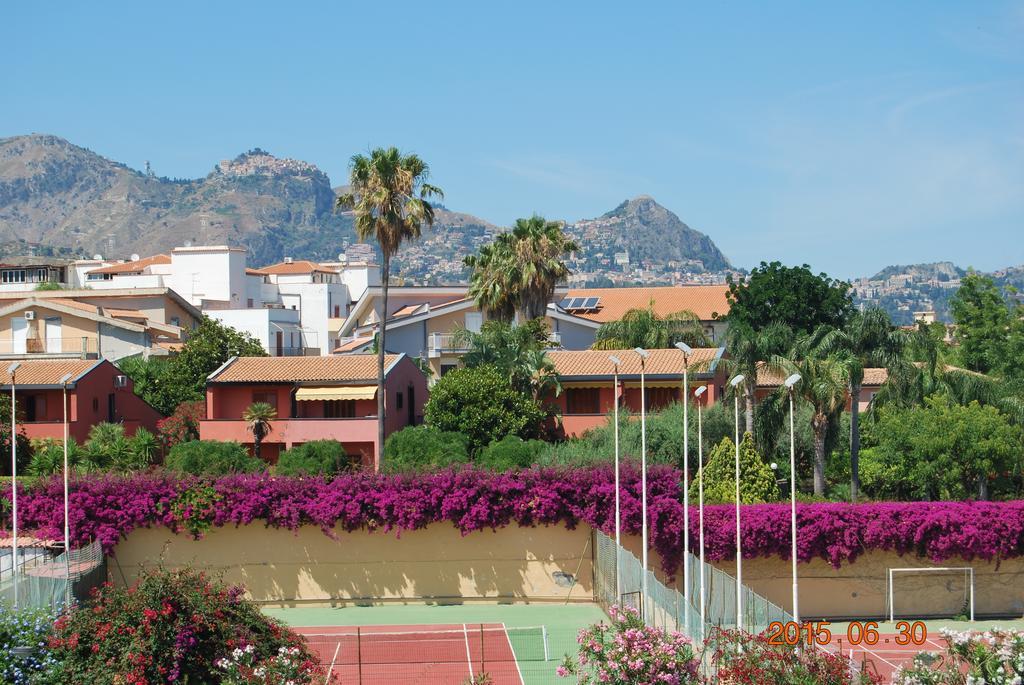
[692,433,779,504]
[465,215,578,320]
[275,440,347,476]
[476,435,547,470]
[861,396,1023,500]
[455,320,561,401]
[424,365,546,453]
[337,147,443,454]
[591,306,711,350]
[816,309,906,500]
[726,261,853,336]
[165,440,265,475]
[951,272,1024,379]
[242,402,276,461]
[382,425,470,471]
[721,321,793,434]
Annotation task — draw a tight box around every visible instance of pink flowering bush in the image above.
[3,466,1024,574]
[557,605,700,684]
[893,628,1024,684]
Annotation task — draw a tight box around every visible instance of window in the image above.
[645,387,678,411]
[440,364,458,376]
[1,269,25,283]
[247,299,254,308]
[566,387,601,414]
[396,391,404,410]
[252,392,278,411]
[92,398,99,412]
[333,305,341,317]
[170,316,180,327]
[324,400,356,418]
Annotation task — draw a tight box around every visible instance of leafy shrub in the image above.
[157,400,205,450]
[708,628,880,684]
[476,435,547,470]
[276,440,348,476]
[42,567,324,685]
[557,605,699,684]
[217,643,325,685]
[0,603,59,684]
[382,425,469,472]
[425,365,546,452]
[893,628,1024,684]
[28,438,98,476]
[694,433,779,504]
[165,440,265,476]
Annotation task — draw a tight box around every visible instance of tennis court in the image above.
[267,603,605,684]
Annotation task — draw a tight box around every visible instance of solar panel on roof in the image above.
[582,296,600,309]
[558,298,573,310]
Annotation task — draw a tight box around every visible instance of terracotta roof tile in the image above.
[102,307,148,321]
[547,347,720,378]
[88,254,171,275]
[562,285,730,322]
[211,354,403,383]
[0,359,99,386]
[254,260,334,275]
[42,298,100,314]
[333,336,374,352]
[755,364,889,388]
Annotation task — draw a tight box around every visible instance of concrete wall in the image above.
[98,323,150,361]
[109,523,595,605]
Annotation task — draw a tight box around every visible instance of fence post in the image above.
[356,626,362,684]
[480,623,486,676]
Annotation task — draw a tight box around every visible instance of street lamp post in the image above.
[7,361,20,609]
[694,384,708,639]
[784,373,802,623]
[634,347,649,622]
[729,373,746,630]
[674,341,693,633]
[60,372,74,608]
[608,355,623,602]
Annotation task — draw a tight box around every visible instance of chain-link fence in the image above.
[0,540,105,610]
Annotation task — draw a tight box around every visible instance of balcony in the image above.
[427,331,562,358]
[0,337,99,359]
[200,417,378,446]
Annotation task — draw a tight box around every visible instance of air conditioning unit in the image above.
[113,375,128,388]
[24,311,35,320]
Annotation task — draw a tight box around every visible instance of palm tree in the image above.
[816,309,905,500]
[243,402,276,461]
[721,322,793,434]
[337,148,443,453]
[465,215,578,321]
[454,319,561,400]
[591,305,711,350]
[769,337,856,496]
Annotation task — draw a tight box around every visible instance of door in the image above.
[11,317,27,354]
[407,385,415,425]
[464,311,483,333]
[107,393,116,423]
[275,331,283,356]
[44,317,62,353]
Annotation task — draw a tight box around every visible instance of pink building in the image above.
[0,359,163,444]
[200,354,427,469]
[755,365,889,412]
[545,347,726,438]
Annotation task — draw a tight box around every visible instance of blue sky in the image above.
[3,1,1022,278]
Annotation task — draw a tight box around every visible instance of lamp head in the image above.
[608,355,622,367]
[7,361,21,375]
[674,341,693,355]
[633,347,649,359]
[59,373,74,386]
[694,385,707,398]
[729,374,745,387]
[784,373,802,388]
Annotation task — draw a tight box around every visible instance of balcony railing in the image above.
[0,337,99,357]
[427,331,561,358]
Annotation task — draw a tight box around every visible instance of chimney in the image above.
[283,257,293,264]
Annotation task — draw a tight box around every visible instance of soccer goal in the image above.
[886,566,975,622]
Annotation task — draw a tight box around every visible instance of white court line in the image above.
[329,641,341,674]
[502,622,526,685]
[463,623,475,680]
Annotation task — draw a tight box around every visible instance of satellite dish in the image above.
[184,240,193,248]
[338,252,346,262]
[93,254,103,260]
[130,253,140,262]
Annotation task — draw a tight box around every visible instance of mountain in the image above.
[0,135,732,283]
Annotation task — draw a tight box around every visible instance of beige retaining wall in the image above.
[108,523,595,605]
[110,525,1024,618]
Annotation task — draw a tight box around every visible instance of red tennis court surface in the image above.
[297,623,528,684]
[824,632,948,684]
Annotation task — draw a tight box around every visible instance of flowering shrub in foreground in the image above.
[218,643,335,685]
[707,628,881,685]
[39,567,323,685]
[893,628,1024,685]
[0,603,58,685]
[557,605,700,684]
[4,467,1024,573]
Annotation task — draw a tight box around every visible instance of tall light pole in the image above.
[784,373,802,623]
[634,347,649,621]
[674,341,693,632]
[729,373,746,630]
[59,372,74,608]
[608,355,623,602]
[7,361,20,609]
[694,384,708,639]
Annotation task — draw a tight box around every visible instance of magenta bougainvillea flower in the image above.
[3,466,1023,574]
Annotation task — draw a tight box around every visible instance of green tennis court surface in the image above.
[264,603,607,685]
